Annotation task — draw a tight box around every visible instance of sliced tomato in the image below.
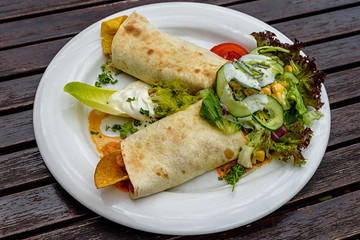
[211,43,248,61]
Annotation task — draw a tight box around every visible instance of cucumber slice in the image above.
[220,86,251,117]
[252,95,284,131]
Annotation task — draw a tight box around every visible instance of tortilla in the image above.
[111,12,227,93]
[121,101,247,199]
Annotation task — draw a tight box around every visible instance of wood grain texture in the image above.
[0,147,51,192]
[325,66,360,105]
[0,184,90,238]
[1,25,359,82]
[0,0,239,21]
[1,0,359,49]
[272,6,360,43]
[21,190,360,240]
[0,110,34,149]
[1,143,358,237]
[229,0,360,23]
[305,35,360,71]
[329,102,360,146]
[0,74,41,112]
[290,143,360,202]
[1,0,359,239]
[0,38,69,80]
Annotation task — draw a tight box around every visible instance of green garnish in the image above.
[140,108,150,117]
[95,63,119,88]
[199,89,224,130]
[126,97,136,102]
[90,130,99,135]
[95,72,118,87]
[199,88,242,134]
[133,119,142,127]
[218,164,246,192]
[106,122,138,139]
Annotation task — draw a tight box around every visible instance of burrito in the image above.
[95,101,247,199]
[111,12,228,93]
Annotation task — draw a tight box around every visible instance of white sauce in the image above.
[108,81,157,122]
[224,54,276,91]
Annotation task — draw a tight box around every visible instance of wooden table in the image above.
[1,0,359,239]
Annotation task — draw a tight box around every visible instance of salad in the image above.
[200,31,326,188]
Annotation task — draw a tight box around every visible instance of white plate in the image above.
[33,2,331,235]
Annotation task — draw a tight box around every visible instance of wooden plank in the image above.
[1,65,359,115]
[0,0,237,22]
[290,143,360,202]
[325,66,360,105]
[191,190,360,239]
[230,0,360,23]
[0,38,69,80]
[0,0,229,49]
[272,6,360,43]
[304,35,360,71]
[329,102,360,147]
[0,74,41,112]
[0,110,34,150]
[24,217,173,240]
[1,30,359,81]
[21,190,360,240]
[0,143,358,237]
[0,184,90,238]
[0,147,51,192]
[0,0,112,21]
[1,0,359,50]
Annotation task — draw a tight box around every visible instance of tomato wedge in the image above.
[211,43,248,61]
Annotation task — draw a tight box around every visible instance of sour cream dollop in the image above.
[108,81,157,121]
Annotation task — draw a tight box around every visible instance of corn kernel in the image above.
[278,81,288,88]
[101,15,128,36]
[244,88,259,96]
[271,83,284,94]
[284,65,293,72]
[272,83,285,104]
[255,150,265,162]
[261,86,272,95]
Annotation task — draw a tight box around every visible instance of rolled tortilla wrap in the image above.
[111,12,227,93]
[121,101,247,199]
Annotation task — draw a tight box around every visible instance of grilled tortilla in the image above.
[111,12,227,93]
[120,101,247,199]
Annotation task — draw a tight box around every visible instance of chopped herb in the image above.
[106,122,138,139]
[218,164,246,192]
[133,119,142,127]
[140,108,150,117]
[90,130,99,135]
[95,63,118,87]
[126,97,136,102]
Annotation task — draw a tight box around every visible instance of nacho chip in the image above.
[94,150,128,188]
[100,15,128,36]
[101,35,114,55]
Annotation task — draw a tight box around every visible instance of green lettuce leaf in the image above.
[64,82,123,115]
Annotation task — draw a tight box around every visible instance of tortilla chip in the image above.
[101,35,114,55]
[94,150,128,188]
[100,15,128,36]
